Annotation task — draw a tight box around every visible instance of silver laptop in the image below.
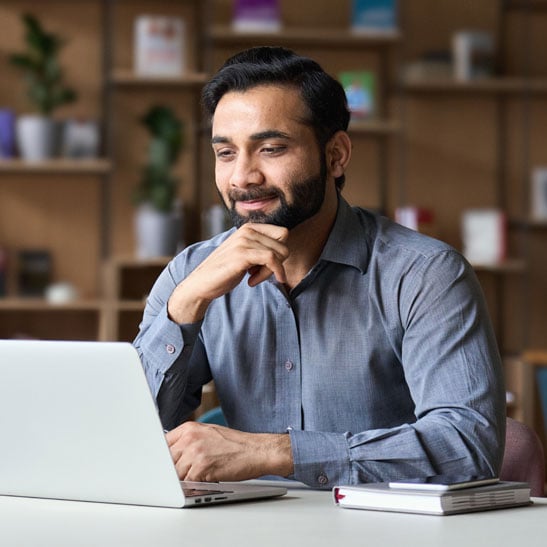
[0,339,287,507]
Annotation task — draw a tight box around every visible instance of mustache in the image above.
[228,187,283,203]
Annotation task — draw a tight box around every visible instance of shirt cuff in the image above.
[138,305,202,391]
[289,429,352,489]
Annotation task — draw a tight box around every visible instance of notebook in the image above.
[333,480,531,515]
[0,339,287,508]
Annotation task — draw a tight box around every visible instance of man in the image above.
[134,46,505,489]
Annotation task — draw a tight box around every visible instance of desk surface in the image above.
[1,483,546,547]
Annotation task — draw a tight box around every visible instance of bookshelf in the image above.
[0,1,546,430]
[110,69,208,87]
[0,0,206,341]
[101,256,169,342]
[402,76,547,94]
[0,158,112,174]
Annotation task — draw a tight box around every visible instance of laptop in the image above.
[0,339,287,507]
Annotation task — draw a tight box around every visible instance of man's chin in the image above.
[230,209,277,228]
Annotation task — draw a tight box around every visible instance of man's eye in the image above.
[262,146,286,155]
[215,149,235,159]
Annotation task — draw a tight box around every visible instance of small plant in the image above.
[134,105,184,213]
[9,13,77,115]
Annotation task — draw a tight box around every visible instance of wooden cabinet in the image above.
[396,1,547,430]
[398,1,547,360]
[0,0,109,340]
[101,256,168,342]
[0,0,206,342]
[0,2,545,419]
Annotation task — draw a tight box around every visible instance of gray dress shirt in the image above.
[133,197,506,489]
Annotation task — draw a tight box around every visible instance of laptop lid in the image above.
[0,340,286,508]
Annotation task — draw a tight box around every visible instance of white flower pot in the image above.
[134,203,182,259]
[16,115,57,161]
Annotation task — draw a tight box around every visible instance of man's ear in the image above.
[326,131,352,179]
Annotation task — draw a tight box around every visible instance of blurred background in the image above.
[0,0,546,457]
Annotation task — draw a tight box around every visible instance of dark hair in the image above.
[202,46,350,190]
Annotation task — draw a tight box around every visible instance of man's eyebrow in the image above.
[249,130,291,141]
[211,130,291,145]
[211,135,231,145]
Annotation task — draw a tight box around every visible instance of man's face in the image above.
[211,85,327,229]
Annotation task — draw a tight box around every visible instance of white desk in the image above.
[0,484,545,547]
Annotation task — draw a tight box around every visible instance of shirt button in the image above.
[165,344,176,354]
[317,473,329,486]
[284,360,294,371]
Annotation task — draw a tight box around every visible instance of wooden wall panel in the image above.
[0,175,101,296]
[400,96,498,247]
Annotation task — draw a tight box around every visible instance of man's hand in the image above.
[168,223,289,324]
[165,421,294,482]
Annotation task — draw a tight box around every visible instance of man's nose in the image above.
[229,153,265,188]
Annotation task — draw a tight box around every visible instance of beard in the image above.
[223,155,327,230]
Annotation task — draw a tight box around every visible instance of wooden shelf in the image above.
[348,119,400,136]
[0,298,105,311]
[506,0,547,11]
[208,25,401,47]
[0,158,112,174]
[528,219,547,228]
[113,301,146,312]
[401,77,547,95]
[522,350,547,366]
[110,69,208,87]
[511,218,547,229]
[109,255,171,268]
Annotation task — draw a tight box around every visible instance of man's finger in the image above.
[244,222,289,243]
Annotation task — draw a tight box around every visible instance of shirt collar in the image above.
[319,195,372,274]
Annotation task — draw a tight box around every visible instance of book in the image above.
[461,208,506,265]
[531,167,547,220]
[333,480,531,516]
[339,70,375,119]
[452,30,495,81]
[351,0,398,35]
[232,0,281,33]
[0,246,7,297]
[401,50,453,82]
[134,15,186,76]
[61,118,100,159]
[395,206,436,237]
[0,108,16,159]
[17,250,52,297]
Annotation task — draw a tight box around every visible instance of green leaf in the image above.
[134,105,185,211]
[10,13,77,114]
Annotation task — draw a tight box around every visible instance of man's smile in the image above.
[236,196,278,211]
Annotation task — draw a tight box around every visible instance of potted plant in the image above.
[133,105,184,258]
[9,13,77,161]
